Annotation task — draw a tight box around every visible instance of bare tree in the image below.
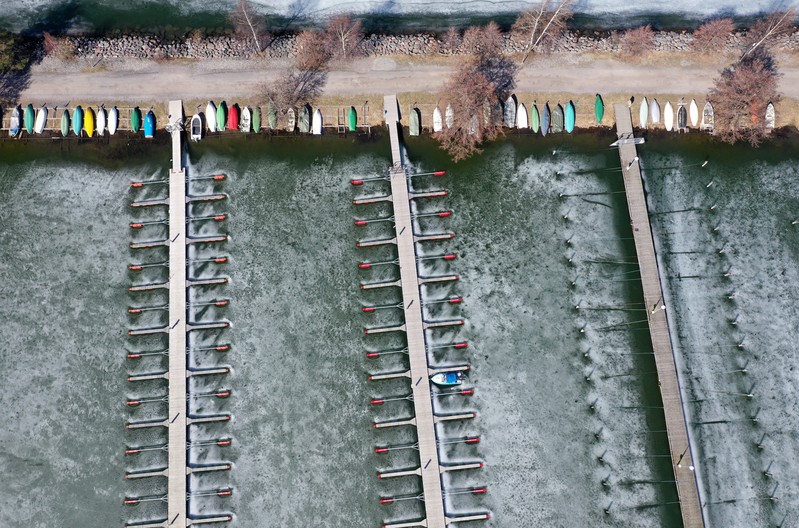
[691,18,735,53]
[462,21,504,59]
[229,0,269,54]
[441,26,461,54]
[512,0,573,63]
[42,31,75,60]
[618,25,655,57]
[326,14,363,60]
[295,29,330,70]
[741,7,797,60]
[263,68,328,111]
[435,62,504,161]
[708,49,780,146]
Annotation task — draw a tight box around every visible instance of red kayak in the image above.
[227,104,240,131]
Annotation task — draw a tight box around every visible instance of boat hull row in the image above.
[425,99,578,135]
[4,104,150,138]
[198,101,350,138]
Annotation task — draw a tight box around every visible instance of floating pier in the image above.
[613,103,705,528]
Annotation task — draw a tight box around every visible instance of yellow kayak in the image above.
[84,106,96,138]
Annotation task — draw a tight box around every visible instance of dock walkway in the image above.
[613,103,705,528]
[383,95,447,528]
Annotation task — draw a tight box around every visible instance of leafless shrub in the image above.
[295,29,330,71]
[618,25,655,57]
[691,18,735,53]
[42,31,75,60]
[461,21,504,59]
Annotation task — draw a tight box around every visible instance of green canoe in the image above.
[61,109,70,136]
[565,100,576,133]
[24,104,34,134]
[409,107,420,136]
[73,105,84,136]
[131,106,142,133]
[552,103,564,133]
[298,104,311,133]
[217,101,227,131]
[595,94,604,125]
[347,106,357,132]
[252,106,261,132]
[267,103,277,129]
[530,103,540,134]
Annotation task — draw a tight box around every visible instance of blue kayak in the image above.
[72,105,84,136]
[144,110,155,139]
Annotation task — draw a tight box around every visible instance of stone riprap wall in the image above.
[66,29,799,60]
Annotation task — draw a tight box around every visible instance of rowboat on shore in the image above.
[689,99,699,127]
[84,106,96,137]
[73,105,84,136]
[299,104,311,133]
[409,107,420,136]
[639,97,648,128]
[206,101,217,132]
[650,98,660,125]
[131,106,142,133]
[517,103,528,129]
[348,106,357,132]
[240,106,251,132]
[144,110,155,138]
[267,103,277,130]
[252,106,261,132]
[34,105,48,134]
[702,102,714,132]
[432,106,443,132]
[60,109,70,137]
[491,99,503,126]
[445,104,454,129]
[312,109,322,135]
[216,101,227,131]
[664,101,674,131]
[9,106,20,137]
[565,100,576,133]
[541,103,550,136]
[108,106,119,135]
[190,114,202,141]
[468,114,478,135]
[24,104,34,134]
[431,371,464,387]
[530,103,540,134]
[227,104,240,131]
[97,106,107,136]
[286,107,296,132]
[504,94,517,128]
[677,104,687,130]
[595,94,604,125]
[765,102,775,129]
[551,103,564,133]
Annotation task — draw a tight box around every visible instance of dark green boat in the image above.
[217,101,227,131]
[24,104,35,134]
[131,106,142,133]
[61,109,70,137]
[267,103,277,129]
[409,107,420,136]
[595,94,604,125]
[252,106,261,132]
[347,106,357,132]
[552,103,564,133]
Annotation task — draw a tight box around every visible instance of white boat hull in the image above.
[34,106,48,134]
[650,99,660,124]
[664,101,674,131]
[97,107,107,136]
[504,95,516,128]
[240,106,251,132]
[516,103,529,129]
[639,97,648,128]
[206,102,217,133]
[432,106,443,132]
[190,114,202,141]
[689,99,699,127]
[312,109,322,135]
[108,107,119,135]
[445,104,454,129]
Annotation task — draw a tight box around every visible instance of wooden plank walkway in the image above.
[167,99,188,527]
[613,103,705,528]
[383,95,446,528]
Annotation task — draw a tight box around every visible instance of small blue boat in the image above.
[144,110,155,139]
[431,372,464,387]
[72,105,84,136]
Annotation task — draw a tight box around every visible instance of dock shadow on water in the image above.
[2,130,797,527]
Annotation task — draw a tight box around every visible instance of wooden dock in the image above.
[613,103,705,528]
[167,99,188,527]
[383,94,446,528]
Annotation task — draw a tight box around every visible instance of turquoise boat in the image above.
[267,103,277,129]
[72,105,84,136]
[216,101,227,131]
[24,104,35,134]
[552,104,564,133]
[144,110,155,138]
[595,94,605,125]
[131,106,142,133]
[61,109,70,136]
[347,106,357,132]
[541,103,550,137]
[252,106,261,132]
[565,100,576,133]
[530,103,540,134]
[409,107,420,136]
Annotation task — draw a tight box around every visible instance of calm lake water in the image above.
[0,129,797,528]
